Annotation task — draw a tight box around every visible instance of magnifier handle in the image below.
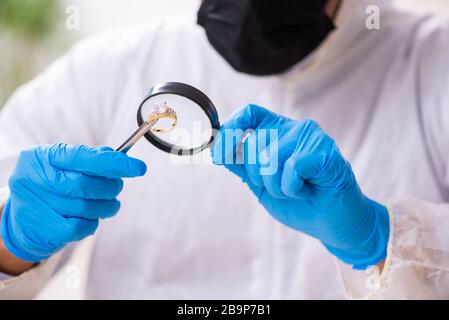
[116,120,157,153]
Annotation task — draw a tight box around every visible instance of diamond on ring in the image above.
[148,102,177,133]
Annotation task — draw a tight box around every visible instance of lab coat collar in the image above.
[279,0,395,82]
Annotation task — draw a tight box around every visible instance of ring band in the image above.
[148,102,177,133]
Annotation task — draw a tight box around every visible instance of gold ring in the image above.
[147,102,178,133]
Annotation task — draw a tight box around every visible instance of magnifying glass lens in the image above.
[137,83,220,156]
[140,94,212,151]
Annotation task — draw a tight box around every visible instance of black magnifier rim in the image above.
[137,82,220,156]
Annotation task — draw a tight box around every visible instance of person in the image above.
[0,0,448,299]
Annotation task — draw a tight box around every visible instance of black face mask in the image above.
[197,0,335,76]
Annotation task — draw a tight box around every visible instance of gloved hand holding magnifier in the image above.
[117,82,220,156]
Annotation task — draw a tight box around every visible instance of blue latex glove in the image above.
[1,144,147,262]
[212,105,389,269]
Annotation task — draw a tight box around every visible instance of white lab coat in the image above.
[0,0,448,299]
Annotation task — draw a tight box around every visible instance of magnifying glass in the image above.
[116,82,220,156]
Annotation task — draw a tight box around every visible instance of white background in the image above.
[36,0,449,299]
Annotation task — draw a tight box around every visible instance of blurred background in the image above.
[1,0,449,106]
[0,0,200,106]
[0,0,448,299]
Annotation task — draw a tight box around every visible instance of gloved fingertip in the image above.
[210,144,216,160]
[97,145,114,152]
[114,199,121,211]
[210,128,223,165]
[88,219,100,236]
[134,160,147,176]
[105,199,121,219]
[265,189,288,200]
[211,149,223,166]
[116,178,125,194]
[210,137,224,166]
